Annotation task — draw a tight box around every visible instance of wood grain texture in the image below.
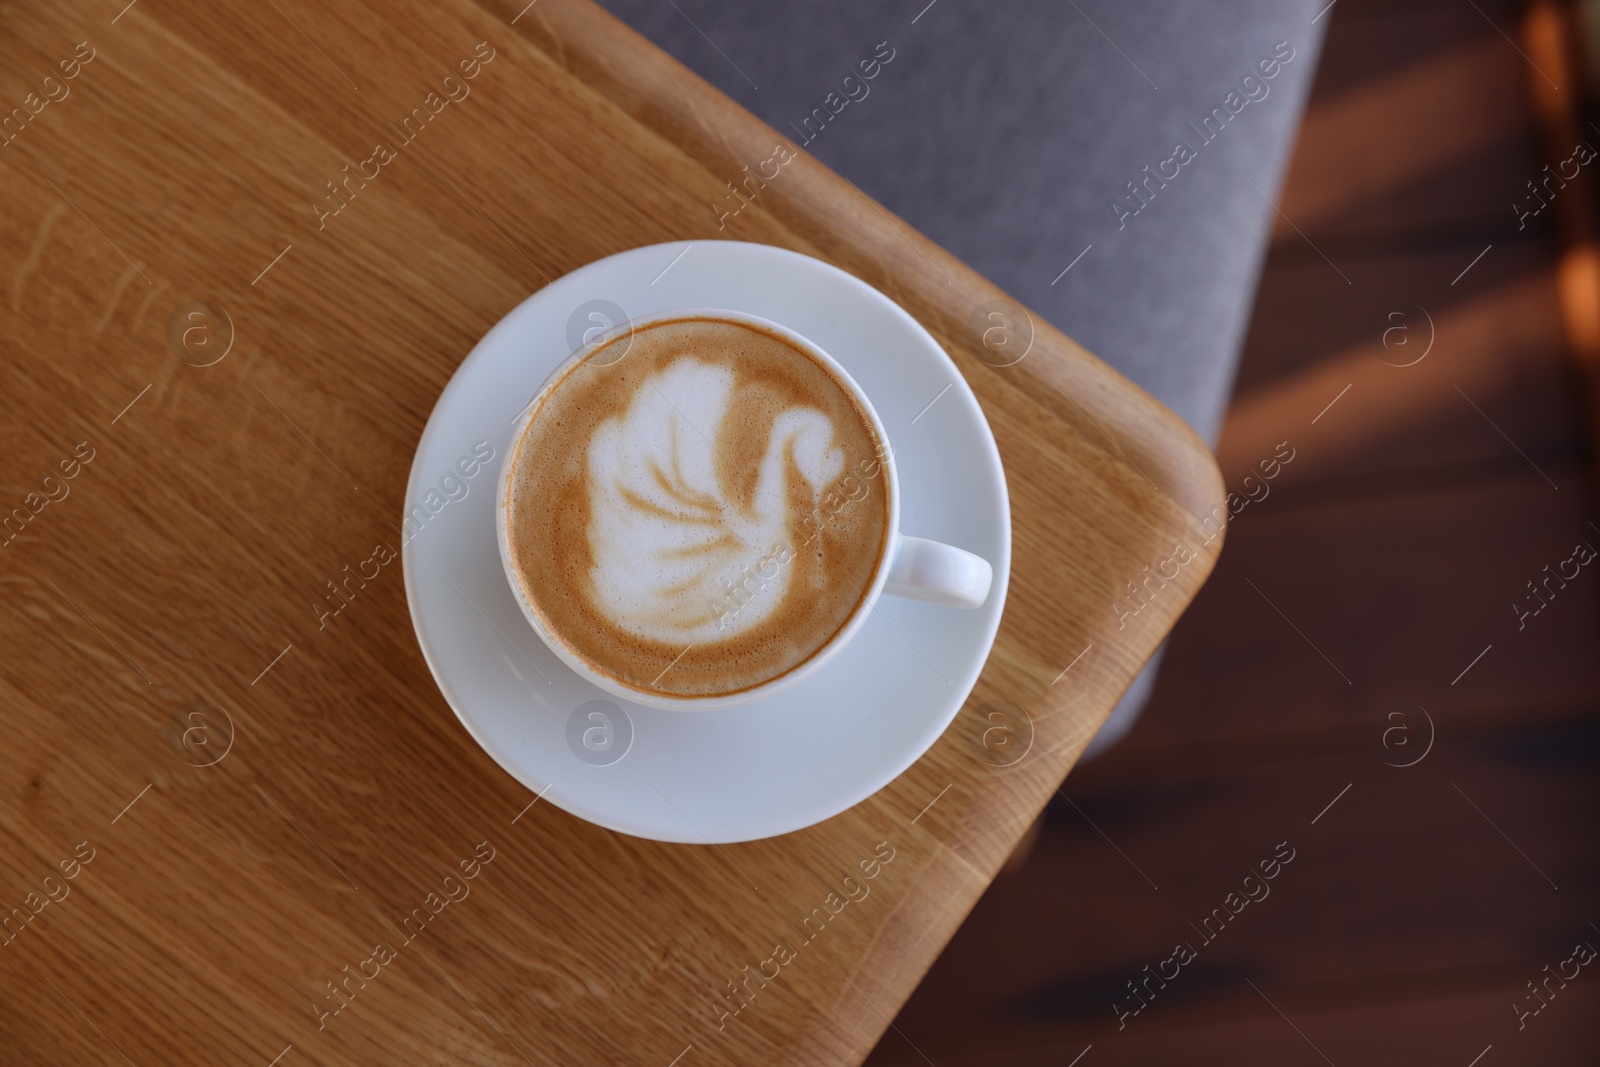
[0,1,1222,1064]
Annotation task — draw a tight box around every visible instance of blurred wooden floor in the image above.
[867,0,1600,1063]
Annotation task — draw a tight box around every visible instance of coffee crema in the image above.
[505,317,891,698]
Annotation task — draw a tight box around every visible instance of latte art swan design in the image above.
[587,356,845,643]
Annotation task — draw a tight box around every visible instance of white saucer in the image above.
[402,241,1011,843]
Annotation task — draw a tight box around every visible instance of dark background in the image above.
[866,1,1600,1063]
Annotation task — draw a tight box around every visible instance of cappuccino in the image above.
[504,317,891,698]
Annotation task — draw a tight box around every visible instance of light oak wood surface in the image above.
[0,1,1223,1063]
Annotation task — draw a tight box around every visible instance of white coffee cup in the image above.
[496,308,993,710]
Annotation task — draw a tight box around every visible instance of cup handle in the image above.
[882,534,993,609]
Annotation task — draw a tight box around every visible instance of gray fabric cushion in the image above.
[595,0,1326,445]
[595,0,1329,750]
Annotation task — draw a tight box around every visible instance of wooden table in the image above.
[0,1,1223,1063]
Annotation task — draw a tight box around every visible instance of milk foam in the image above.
[586,356,844,644]
[506,316,890,698]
